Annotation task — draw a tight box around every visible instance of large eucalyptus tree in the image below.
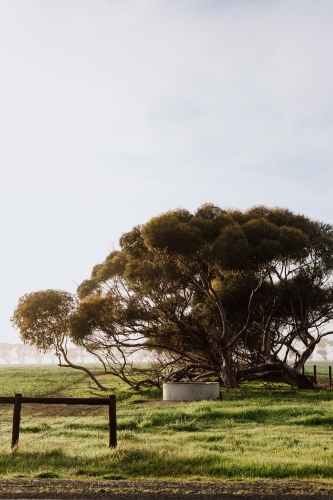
[68,204,333,388]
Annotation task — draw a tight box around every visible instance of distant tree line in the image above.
[0,343,89,365]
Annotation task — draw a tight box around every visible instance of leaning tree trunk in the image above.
[238,362,314,389]
[220,349,238,388]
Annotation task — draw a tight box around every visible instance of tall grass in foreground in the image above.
[1,367,333,479]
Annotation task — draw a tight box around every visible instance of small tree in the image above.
[11,289,107,390]
[28,346,45,364]
[14,344,31,364]
[0,343,13,364]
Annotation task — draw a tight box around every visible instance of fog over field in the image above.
[1,0,333,344]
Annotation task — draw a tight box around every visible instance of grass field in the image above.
[1,364,333,481]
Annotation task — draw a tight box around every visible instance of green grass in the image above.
[1,365,333,481]
[0,364,161,402]
[0,365,88,397]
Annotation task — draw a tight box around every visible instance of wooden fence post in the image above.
[313,365,317,385]
[11,393,22,450]
[329,366,332,389]
[108,395,117,448]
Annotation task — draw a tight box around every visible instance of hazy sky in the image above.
[1,0,333,343]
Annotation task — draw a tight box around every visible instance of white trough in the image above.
[163,382,220,402]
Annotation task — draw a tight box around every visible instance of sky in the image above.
[1,0,333,344]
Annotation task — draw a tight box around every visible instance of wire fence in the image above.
[0,403,109,454]
[22,404,106,447]
[0,395,117,452]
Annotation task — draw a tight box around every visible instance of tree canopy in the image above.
[12,205,333,389]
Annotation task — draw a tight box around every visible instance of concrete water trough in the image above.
[163,382,220,401]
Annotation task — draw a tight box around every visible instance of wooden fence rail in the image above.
[0,394,116,450]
